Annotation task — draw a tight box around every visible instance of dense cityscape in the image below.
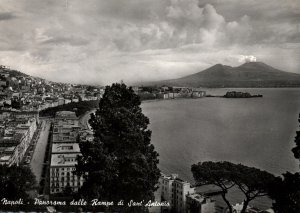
[0,65,211,212]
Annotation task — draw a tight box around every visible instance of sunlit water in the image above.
[142,88,300,209]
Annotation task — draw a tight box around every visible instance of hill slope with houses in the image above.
[0,65,104,112]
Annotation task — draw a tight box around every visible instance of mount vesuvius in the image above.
[146,62,300,88]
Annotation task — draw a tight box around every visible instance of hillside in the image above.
[0,65,30,78]
[148,62,300,88]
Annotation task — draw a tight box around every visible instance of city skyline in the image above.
[0,0,299,85]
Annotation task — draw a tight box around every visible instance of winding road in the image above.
[79,109,96,130]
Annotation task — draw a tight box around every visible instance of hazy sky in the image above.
[0,0,299,85]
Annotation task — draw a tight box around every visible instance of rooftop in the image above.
[53,124,80,129]
[187,193,212,203]
[50,153,81,167]
[0,155,11,162]
[52,143,81,154]
[0,136,20,144]
[3,146,16,153]
[55,111,77,119]
[161,173,188,183]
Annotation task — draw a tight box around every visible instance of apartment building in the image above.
[0,146,18,166]
[54,111,79,126]
[52,111,80,143]
[12,110,40,124]
[50,111,83,194]
[186,193,215,213]
[50,144,83,194]
[160,174,195,213]
[0,117,37,166]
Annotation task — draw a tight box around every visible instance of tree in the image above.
[63,186,74,196]
[191,161,276,213]
[270,113,300,212]
[0,165,36,200]
[268,172,300,213]
[75,83,160,211]
[292,114,300,159]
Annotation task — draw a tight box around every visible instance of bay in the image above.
[142,88,300,210]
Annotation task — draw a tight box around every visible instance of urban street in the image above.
[30,120,50,183]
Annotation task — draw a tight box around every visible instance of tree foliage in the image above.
[39,100,99,117]
[270,113,300,212]
[292,114,300,159]
[191,161,276,213]
[268,172,300,213]
[0,165,36,200]
[75,83,160,210]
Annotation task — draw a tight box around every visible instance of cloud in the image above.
[239,55,257,63]
[201,4,225,30]
[0,12,16,21]
[0,0,298,84]
[41,36,89,46]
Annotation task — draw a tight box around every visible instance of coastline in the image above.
[142,88,300,210]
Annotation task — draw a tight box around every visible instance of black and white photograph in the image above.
[0,0,299,212]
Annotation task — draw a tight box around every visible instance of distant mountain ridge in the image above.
[147,62,300,88]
